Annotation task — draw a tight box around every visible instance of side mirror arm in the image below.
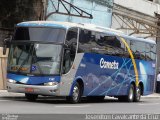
[3,37,12,55]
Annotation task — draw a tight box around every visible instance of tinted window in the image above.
[130,40,146,60]
[63,28,78,74]
[146,43,152,61]
[66,28,78,61]
[150,44,156,61]
[78,29,92,53]
[79,29,156,61]
[95,34,125,56]
[14,27,66,43]
[78,29,127,57]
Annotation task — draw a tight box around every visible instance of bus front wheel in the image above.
[66,82,82,104]
[25,93,38,102]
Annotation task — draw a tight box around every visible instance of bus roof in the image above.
[17,21,156,45]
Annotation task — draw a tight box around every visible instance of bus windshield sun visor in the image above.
[13,27,66,43]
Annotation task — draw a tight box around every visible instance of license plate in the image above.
[25,88,34,93]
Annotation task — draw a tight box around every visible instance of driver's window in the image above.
[63,28,78,74]
[63,50,71,74]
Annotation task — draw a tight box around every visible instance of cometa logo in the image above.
[100,58,119,69]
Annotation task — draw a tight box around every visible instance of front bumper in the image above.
[7,82,59,96]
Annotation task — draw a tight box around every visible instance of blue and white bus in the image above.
[6,21,156,103]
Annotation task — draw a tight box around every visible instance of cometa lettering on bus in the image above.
[100,58,119,69]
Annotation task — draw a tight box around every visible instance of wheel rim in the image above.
[129,87,134,100]
[73,85,79,101]
[136,88,141,100]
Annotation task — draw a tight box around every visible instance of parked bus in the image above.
[5,21,156,103]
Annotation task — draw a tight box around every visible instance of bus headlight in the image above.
[44,82,58,86]
[8,79,16,83]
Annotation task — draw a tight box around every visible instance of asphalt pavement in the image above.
[1,90,160,120]
[1,90,160,99]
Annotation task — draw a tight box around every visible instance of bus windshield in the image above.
[8,43,62,76]
[13,27,66,43]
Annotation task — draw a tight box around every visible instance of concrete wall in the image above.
[47,0,113,27]
[114,0,159,17]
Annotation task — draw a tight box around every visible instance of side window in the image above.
[63,50,72,74]
[145,43,156,61]
[146,43,152,61]
[79,29,129,58]
[78,29,92,53]
[130,41,146,60]
[150,44,156,61]
[95,34,126,57]
[63,28,78,74]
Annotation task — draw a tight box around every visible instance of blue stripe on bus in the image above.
[7,73,61,85]
[73,53,155,96]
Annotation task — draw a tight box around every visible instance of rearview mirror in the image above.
[3,36,12,55]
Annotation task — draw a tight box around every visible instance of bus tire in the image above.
[66,82,82,104]
[118,84,135,102]
[134,85,141,102]
[126,84,135,102]
[25,93,38,102]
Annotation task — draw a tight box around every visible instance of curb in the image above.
[142,96,160,99]
[0,90,24,97]
[141,93,160,99]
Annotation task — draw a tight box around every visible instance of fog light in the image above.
[44,82,58,86]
